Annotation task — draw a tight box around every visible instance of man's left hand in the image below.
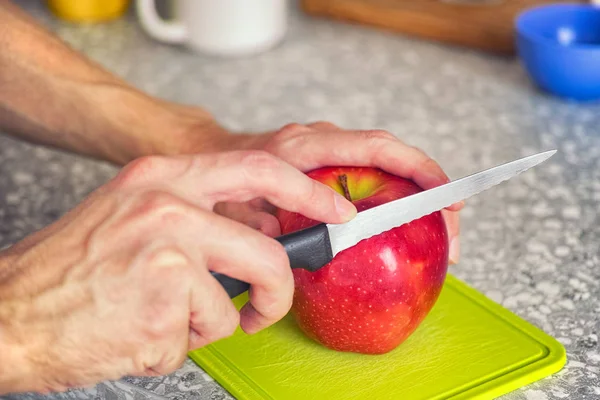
[198,121,463,265]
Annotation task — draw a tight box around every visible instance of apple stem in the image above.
[338,174,352,202]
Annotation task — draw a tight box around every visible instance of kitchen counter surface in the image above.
[2,1,600,399]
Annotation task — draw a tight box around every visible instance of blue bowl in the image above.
[515,3,600,101]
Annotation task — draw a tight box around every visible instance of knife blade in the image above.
[212,149,556,298]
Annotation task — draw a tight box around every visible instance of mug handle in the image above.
[135,0,187,43]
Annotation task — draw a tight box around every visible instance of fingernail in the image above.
[449,237,460,264]
[334,195,357,221]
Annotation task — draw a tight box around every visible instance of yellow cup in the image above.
[47,0,130,22]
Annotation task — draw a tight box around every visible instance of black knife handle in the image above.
[210,272,250,299]
[277,223,333,272]
[210,223,333,299]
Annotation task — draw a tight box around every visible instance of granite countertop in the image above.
[2,1,600,399]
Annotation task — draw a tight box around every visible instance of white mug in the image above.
[135,0,288,57]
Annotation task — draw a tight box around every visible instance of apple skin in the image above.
[276,167,449,355]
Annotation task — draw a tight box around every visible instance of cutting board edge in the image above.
[188,274,567,400]
[189,347,271,400]
[441,275,567,399]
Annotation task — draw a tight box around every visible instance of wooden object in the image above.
[300,0,583,54]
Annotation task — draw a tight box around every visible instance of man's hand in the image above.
[0,151,356,394]
[208,122,463,264]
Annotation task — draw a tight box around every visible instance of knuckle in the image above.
[419,156,442,173]
[307,120,338,130]
[224,312,241,336]
[238,150,281,179]
[257,290,292,322]
[265,280,295,320]
[265,124,312,156]
[266,240,291,274]
[88,192,192,252]
[140,301,183,341]
[271,123,308,145]
[258,307,284,324]
[361,129,395,141]
[410,145,428,158]
[113,156,164,188]
[144,247,190,274]
[263,240,293,290]
[278,122,307,137]
[139,255,190,340]
[304,180,323,207]
[134,191,189,227]
[358,130,396,163]
[270,132,309,156]
[205,313,240,342]
[160,351,188,374]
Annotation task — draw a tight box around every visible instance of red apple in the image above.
[276,167,449,354]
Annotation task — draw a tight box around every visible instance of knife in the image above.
[212,150,556,298]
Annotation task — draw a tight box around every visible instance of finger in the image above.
[213,201,254,222]
[126,248,195,376]
[446,200,464,212]
[406,146,464,212]
[270,130,463,211]
[109,193,294,336]
[307,121,343,131]
[187,266,241,350]
[243,212,282,237]
[442,209,460,264]
[247,197,277,215]
[145,332,189,376]
[122,199,247,350]
[214,202,281,237]
[239,292,283,335]
[136,216,244,350]
[109,155,190,190]
[195,211,294,334]
[115,151,357,224]
[179,151,357,223]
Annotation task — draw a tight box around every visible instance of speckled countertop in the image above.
[2,1,600,399]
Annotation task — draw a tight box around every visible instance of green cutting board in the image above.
[188,275,566,399]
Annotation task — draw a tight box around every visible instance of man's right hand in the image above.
[0,151,357,394]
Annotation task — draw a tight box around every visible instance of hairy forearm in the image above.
[0,0,220,165]
[0,252,33,395]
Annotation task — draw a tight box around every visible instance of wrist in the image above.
[162,125,276,157]
[147,103,232,157]
[101,89,239,163]
[77,81,274,163]
[77,85,197,165]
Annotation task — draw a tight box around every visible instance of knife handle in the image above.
[210,223,332,299]
[210,272,251,299]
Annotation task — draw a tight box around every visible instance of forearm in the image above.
[0,320,32,395]
[0,0,219,165]
[0,252,34,395]
[0,224,89,395]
